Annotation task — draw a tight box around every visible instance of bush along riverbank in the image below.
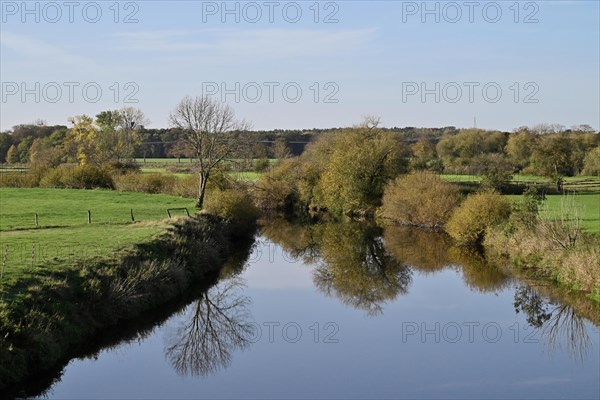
[0,213,257,393]
[485,192,600,303]
[375,174,600,302]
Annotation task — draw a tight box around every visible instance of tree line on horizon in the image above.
[1,108,599,187]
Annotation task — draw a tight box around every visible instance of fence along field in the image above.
[0,188,196,277]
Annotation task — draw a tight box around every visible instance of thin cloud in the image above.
[0,31,92,67]
[110,30,212,52]
[108,28,377,60]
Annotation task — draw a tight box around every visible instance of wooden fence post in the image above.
[87,210,91,224]
[131,209,135,222]
[1,245,7,280]
[31,243,35,269]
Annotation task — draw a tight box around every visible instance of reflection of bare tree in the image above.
[165,277,253,376]
[260,218,321,264]
[542,304,592,362]
[514,285,593,362]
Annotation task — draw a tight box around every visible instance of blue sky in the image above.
[1,0,599,131]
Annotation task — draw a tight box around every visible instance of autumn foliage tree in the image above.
[381,172,461,228]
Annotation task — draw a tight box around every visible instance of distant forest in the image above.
[1,120,599,179]
[0,123,459,161]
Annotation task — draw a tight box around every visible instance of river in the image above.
[30,221,600,399]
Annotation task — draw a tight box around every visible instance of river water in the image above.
[36,222,600,399]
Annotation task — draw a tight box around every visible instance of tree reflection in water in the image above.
[260,219,597,361]
[313,223,412,316]
[165,277,253,376]
[383,225,512,293]
[514,285,593,361]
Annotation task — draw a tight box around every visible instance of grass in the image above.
[0,188,196,230]
[0,224,164,282]
[135,157,278,165]
[506,192,600,234]
[139,166,263,182]
[135,158,194,164]
[228,171,263,182]
[0,188,197,273]
[440,174,483,183]
[439,174,599,234]
[440,174,600,191]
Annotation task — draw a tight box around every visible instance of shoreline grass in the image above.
[0,210,254,393]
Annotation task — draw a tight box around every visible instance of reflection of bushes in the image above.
[383,225,452,273]
[313,223,412,315]
[383,225,511,292]
[264,219,413,314]
[500,262,600,328]
[448,247,511,293]
[259,218,321,263]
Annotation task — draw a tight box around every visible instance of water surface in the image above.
[39,222,600,399]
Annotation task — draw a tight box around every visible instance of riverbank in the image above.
[0,212,255,395]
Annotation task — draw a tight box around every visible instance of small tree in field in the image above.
[169,96,249,208]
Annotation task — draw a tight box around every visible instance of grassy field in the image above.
[440,174,600,191]
[135,158,194,163]
[135,158,277,165]
[543,193,600,233]
[506,192,600,234]
[0,188,197,274]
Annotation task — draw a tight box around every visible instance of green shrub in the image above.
[165,164,195,174]
[582,146,600,176]
[380,172,461,228]
[254,158,270,173]
[205,168,237,192]
[446,190,511,245]
[66,165,115,189]
[172,174,199,198]
[506,186,545,231]
[113,173,176,194]
[40,165,114,189]
[0,172,41,188]
[203,189,260,235]
[253,158,299,210]
[39,167,66,188]
[103,161,141,175]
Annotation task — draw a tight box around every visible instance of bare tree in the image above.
[118,106,150,130]
[169,96,250,208]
